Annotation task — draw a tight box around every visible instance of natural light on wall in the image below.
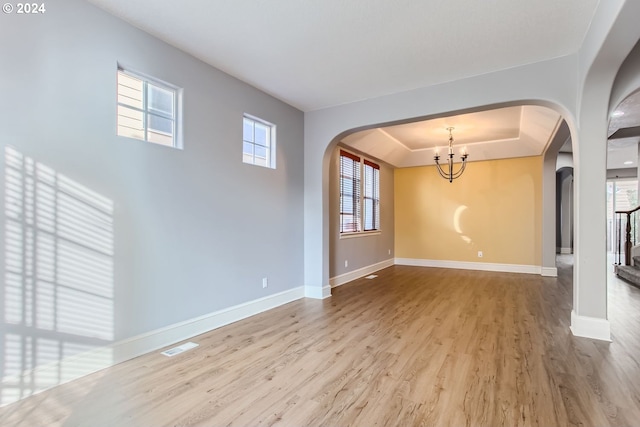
[453,205,472,244]
[1,147,115,406]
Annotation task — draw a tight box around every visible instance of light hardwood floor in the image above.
[2,257,640,426]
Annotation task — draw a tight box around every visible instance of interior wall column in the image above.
[570,0,640,342]
[572,98,610,341]
[542,153,559,276]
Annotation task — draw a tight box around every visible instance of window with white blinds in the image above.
[339,150,380,234]
[363,160,380,231]
[340,151,361,233]
[117,68,181,148]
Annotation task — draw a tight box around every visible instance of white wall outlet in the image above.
[388,249,391,255]
[478,251,483,258]
[345,260,348,268]
[262,277,268,288]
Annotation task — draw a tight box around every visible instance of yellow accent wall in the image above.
[394,156,542,266]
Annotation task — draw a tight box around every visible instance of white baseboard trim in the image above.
[395,258,541,275]
[560,247,573,254]
[570,310,611,341]
[330,258,394,288]
[305,284,332,299]
[1,286,305,406]
[541,267,558,277]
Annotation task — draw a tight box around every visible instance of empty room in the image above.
[2,0,640,425]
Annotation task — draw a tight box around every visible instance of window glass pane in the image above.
[255,123,269,147]
[147,114,174,146]
[255,145,267,160]
[364,167,374,197]
[342,196,354,214]
[364,199,373,229]
[243,141,254,157]
[340,178,354,197]
[117,72,143,110]
[117,105,144,140]
[148,115,173,136]
[148,84,174,116]
[243,118,254,142]
[615,180,638,211]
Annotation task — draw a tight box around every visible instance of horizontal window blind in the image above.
[363,160,380,231]
[340,150,361,233]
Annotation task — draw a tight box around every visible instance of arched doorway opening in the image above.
[325,104,568,288]
[556,166,574,255]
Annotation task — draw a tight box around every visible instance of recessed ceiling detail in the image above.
[341,106,561,168]
[381,107,522,150]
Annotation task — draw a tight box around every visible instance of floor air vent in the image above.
[161,342,199,357]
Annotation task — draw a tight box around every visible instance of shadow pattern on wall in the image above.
[1,147,114,406]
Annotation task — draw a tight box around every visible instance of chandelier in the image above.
[434,127,468,183]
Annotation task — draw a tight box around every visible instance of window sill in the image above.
[339,231,381,240]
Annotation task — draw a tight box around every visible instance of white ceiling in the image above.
[87,0,640,171]
[86,0,600,112]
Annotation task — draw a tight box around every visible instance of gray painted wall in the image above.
[0,0,303,372]
[328,146,394,279]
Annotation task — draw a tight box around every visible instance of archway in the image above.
[324,104,568,288]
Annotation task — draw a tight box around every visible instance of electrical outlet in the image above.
[478,251,483,258]
[388,249,391,255]
[345,260,348,268]
[262,277,268,288]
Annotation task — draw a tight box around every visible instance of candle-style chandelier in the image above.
[434,127,468,183]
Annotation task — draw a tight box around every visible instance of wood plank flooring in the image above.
[2,256,640,426]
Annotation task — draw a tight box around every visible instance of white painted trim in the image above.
[1,286,305,406]
[305,284,332,299]
[560,247,573,254]
[541,267,558,277]
[330,258,394,287]
[339,230,381,240]
[570,310,611,341]
[395,258,542,275]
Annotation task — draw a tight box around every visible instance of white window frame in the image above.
[116,66,182,149]
[339,149,381,238]
[243,114,276,169]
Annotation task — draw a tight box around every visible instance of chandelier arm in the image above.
[434,161,451,179]
[451,161,467,179]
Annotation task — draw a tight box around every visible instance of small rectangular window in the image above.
[243,115,276,168]
[117,68,180,148]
